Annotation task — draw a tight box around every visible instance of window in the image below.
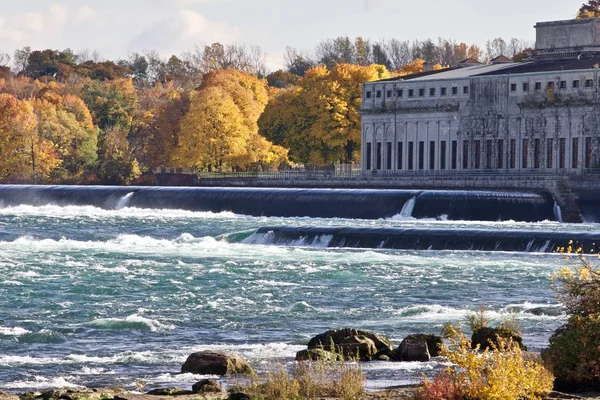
[408,89,414,98]
[429,141,435,170]
[441,141,447,170]
[463,85,469,94]
[522,139,528,169]
[387,90,392,97]
[408,142,414,170]
[522,82,530,92]
[419,88,425,97]
[398,89,404,98]
[451,141,458,170]
[441,87,447,96]
[497,139,504,169]
[547,139,553,169]
[376,142,382,170]
[366,91,372,99]
[585,137,592,168]
[510,139,516,169]
[486,139,493,169]
[376,90,382,98]
[534,138,540,169]
[397,142,403,170]
[430,88,436,97]
[573,80,580,89]
[366,143,372,170]
[547,81,554,90]
[418,141,425,170]
[559,138,566,169]
[474,140,481,169]
[510,83,517,92]
[574,138,581,168]
[586,79,594,88]
[534,82,542,91]
[463,141,469,169]
[452,87,458,95]
[386,142,392,170]
[559,81,567,89]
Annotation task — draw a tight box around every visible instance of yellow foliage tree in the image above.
[259,63,390,164]
[397,59,425,76]
[174,87,249,171]
[174,69,288,171]
[0,94,60,182]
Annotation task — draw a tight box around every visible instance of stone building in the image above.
[361,18,600,174]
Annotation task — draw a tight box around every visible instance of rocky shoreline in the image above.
[2,328,599,400]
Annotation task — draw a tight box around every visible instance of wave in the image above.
[0,204,240,220]
[3,376,82,389]
[86,315,175,332]
[18,329,67,344]
[0,326,31,336]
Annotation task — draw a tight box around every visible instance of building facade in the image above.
[361,18,600,174]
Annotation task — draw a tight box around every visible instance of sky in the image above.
[0,0,582,71]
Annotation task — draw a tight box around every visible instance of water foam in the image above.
[86,315,175,332]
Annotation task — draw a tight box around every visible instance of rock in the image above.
[229,393,251,400]
[192,379,223,394]
[471,327,526,351]
[35,388,96,400]
[392,335,431,362]
[305,328,393,361]
[181,351,254,375]
[146,387,191,396]
[377,354,390,361]
[295,348,343,362]
[406,334,443,357]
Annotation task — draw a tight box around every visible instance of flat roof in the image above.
[370,56,600,84]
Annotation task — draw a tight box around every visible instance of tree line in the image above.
[0,32,535,184]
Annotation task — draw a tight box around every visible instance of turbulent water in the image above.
[0,201,583,392]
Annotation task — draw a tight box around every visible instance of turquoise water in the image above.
[0,204,579,391]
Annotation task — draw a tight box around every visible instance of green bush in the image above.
[542,246,600,389]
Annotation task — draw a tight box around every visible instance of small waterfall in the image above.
[115,192,135,210]
[397,197,416,219]
[553,201,564,223]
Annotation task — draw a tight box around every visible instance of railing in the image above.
[153,166,600,182]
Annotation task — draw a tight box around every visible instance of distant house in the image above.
[361,18,600,173]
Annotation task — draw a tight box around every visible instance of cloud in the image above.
[130,10,241,54]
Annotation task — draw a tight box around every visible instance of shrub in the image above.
[542,246,600,389]
[234,358,365,400]
[418,372,464,400]
[465,305,491,332]
[429,325,553,400]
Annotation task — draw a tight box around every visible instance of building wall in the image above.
[361,69,600,174]
[535,18,600,51]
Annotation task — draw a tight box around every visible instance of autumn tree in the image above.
[172,69,287,171]
[0,94,60,182]
[132,82,191,168]
[578,0,600,18]
[259,64,390,164]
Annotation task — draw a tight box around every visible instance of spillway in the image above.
[0,185,557,221]
[245,226,600,253]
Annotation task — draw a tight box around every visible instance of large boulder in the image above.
[471,327,526,351]
[391,335,431,362]
[295,348,343,362]
[181,351,254,375]
[303,328,393,361]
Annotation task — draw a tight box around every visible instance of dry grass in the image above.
[234,358,365,400]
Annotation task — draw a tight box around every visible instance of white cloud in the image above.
[129,9,241,54]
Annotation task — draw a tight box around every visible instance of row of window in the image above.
[365,137,594,171]
[364,77,599,100]
[512,78,598,93]
[365,85,469,100]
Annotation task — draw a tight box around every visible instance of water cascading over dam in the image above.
[244,226,600,253]
[0,185,558,222]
